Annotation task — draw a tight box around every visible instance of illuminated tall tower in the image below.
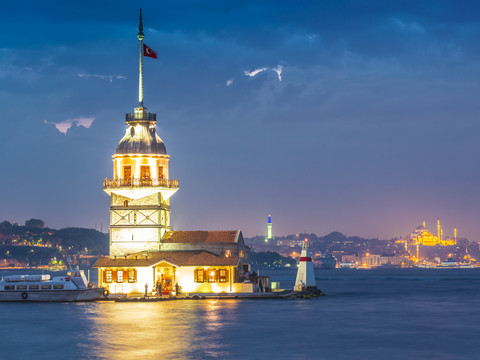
[437,218,441,241]
[266,214,273,242]
[103,10,179,256]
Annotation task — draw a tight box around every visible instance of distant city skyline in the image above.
[1,1,480,241]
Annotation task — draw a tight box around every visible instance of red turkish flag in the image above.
[143,43,158,59]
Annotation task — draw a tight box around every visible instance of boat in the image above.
[0,270,108,302]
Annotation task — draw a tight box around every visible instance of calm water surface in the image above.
[1,268,479,360]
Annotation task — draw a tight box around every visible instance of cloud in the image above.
[243,66,283,81]
[226,79,233,86]
[272,65,283,81]
[44,116,95,134]
[244,68,268,77]
[391,18,425,33]
[77,73,127,82]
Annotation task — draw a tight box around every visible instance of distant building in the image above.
[265,214,273,242]
[359,254,404,267]
[409,219,456,247]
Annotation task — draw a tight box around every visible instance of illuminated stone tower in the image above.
[103,10,178,256]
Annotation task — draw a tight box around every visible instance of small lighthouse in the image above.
[294,239,317,292]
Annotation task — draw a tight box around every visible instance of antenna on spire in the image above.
[137,8,144,107]
[138,8,144,38]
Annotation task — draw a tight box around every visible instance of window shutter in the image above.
[194,268,198,283]
[215,269,220,282]
[103,269,107,283]
[134,269,137,282]
[225,268,229,281]
[112,269,117,283]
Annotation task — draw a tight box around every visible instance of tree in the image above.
[25,219,45,229]
[0,221,12,231]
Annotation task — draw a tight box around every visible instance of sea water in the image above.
[0,268,479,360]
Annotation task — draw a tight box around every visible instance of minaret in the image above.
[266,214,273,242]
[103,9,179,256]
[437,218,441,241]
[294,239,317,292]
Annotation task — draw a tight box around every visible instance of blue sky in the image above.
[1,1,480,240]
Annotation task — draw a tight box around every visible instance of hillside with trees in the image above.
[0,219,108,268]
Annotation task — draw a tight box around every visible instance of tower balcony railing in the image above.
[103,177,179,189]
[125,112,156,122]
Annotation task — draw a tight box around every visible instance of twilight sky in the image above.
[1,1,480,240]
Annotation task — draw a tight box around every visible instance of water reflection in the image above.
[85,300,239,359]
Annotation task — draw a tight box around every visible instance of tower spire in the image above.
[137,8,145,108]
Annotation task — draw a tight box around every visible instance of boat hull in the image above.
[0,288,106,302]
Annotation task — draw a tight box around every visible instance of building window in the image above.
[207,268,216,283]
[105,269,113,283]
[194,268,205,283]
[158,166,164,179]
[225,250,231,258]
[219,268,228,283]
[123,166,132,179]
[127,268,136,283]
[140,166,151,179]
[116,269,124,283]
[123,200,128,207]
[239,250,244,258]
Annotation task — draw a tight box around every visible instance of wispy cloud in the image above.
[243,66,283,81]
[77,73,127,82]
[244,68,268,77]
[44,116,95,134]
[272,65,283,81]
[391,18,425,33]
[226,79,234,86]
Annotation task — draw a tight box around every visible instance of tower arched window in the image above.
[123,200,128,208]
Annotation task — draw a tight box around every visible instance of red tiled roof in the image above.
[162,230,239,244]
[93,250,239,268]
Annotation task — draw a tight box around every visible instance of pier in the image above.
[106,289,325,302]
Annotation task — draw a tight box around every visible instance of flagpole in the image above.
[137,8,144,108]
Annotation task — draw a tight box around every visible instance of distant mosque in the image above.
[93,11,254,295]
[409,219,457,247]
